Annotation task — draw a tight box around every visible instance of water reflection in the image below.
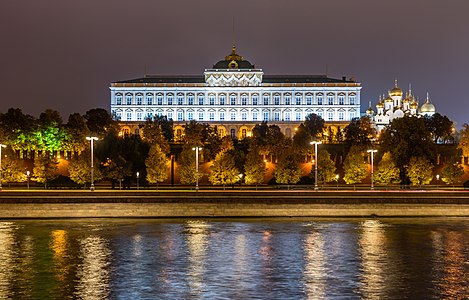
[185,220,210,297]
[303,228,326,299]
[0,222,15,298]
[75,235,111,300]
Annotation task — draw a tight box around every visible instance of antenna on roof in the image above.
[232,16,236,48]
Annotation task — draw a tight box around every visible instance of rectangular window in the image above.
[274,96,280,105]
[126,112,132,120]
[167,112,173,120]
[285,112,291,121]
[285,96,291,105]
[274,112,280,121]
[242,96,247,105]
[296,96,302,105]
[349,111,355,119]
[137,112,142,120]
[230,112,236,121]
[339,112,344,120]
[126,96,132,105]
[198,112,204,121]
[317,96,323,105]
[116,112,122,120]
[350,96,356,105]
[317,111,323,119]
[230,96,236,106]
[116,96,122,105]
[328,112,333,121]
[296,112,301,121]
[263,111,269,121]
[188,112,194,120]
[136,96,142,105]
[146,96,153,105]
[338,96,345,105]
[263,96,269,106]
[253,112,258,121]
[210,96,215,106]
[219,95,225,105]
[242,112,247,121]
[306,96,312,105]
[178,96,184,106]
[209,112,214,121]
[167,96,173,105]
[220,112,225,121]
[188,96,194,105]
[328,96,334,105]
[198,96,204,105]
[177,112,183,121]
[146,112,153,120]
[157,96,163,105]
[252,96,258,106]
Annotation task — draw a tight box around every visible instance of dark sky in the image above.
[1,0,468,127]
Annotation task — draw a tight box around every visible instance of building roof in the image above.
[116,75,205,84]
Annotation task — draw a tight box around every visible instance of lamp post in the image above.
[26,171,30,190]
[192,146,202,191]
[0,144,6,191]
[436,174,440,190]
[136,172,140,190]
[310,141,322,191]
[335,174,339,190]
[367,149,378,190]
[86,137,98,191]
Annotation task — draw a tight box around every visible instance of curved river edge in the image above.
[0,190,468,218]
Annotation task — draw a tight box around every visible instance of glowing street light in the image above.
[0,144,6,191]
[136,172,140,190]
[26,170,30,190]
[192,146,202,191]
[436,174,440,189]
[367,149,378,190]
[310,141,322,191]
[86,136,98,191]
[335,174,339,190]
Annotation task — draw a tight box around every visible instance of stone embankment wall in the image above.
[0,190,468,218]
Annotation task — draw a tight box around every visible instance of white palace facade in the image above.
[110,47,362,139]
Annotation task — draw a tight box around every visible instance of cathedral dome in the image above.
[212,46,255,69]
[389,79,403,97]
[385,96,393,103]
[410,101,418,109]
[420,93,435,114]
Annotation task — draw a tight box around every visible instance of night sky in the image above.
[1,0,468,127]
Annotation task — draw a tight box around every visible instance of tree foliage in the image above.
[292,124,312,156]
[1,154,27,185]
[344,116,376,147]
[33,154,59,189]
[405,156,433,186]
[343,145,367,185]
[145,144,168,188]
[275,147,302,186]
[209,150,239,189]
[423,113,453,143]
[458,123,469,158]
[177,145,198,185]
[441,160,464,186]
[68,150,103,187]
[374,152,400,185]
[244,148,266,186]
[304,113,325,140]
[315,149,337,184]
[251,122,285,159]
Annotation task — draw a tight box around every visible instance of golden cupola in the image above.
[389,79,403,97]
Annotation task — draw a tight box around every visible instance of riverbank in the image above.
[0,190,468,218]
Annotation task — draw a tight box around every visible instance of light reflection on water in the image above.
[0,218,467,299]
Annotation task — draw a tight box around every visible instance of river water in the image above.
[0,218,467,299]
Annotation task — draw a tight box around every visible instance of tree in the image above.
[244,148,266,187]
[104,155,132,188]
[68,150,103,188]
[458,123,469,158]
[406,156,433,186]
[315,149,337,184]
[84,108,117,136]
[141,116,171,152]
[146,144,168,189]
[441,159,464,187]
[251,122,285,161]
[33,155,59,189]
[209,150,239,189]
[304,113,325,140]
[344,116,376,147]
[1,155,27,187]
[64,113,89,152]
[380,115,435,176]
[423,113,453,143]
[292,124,312,157]
[177,146,198,185]
[374,152,401,185]
[275,147,302,187]
[343,145,367,185]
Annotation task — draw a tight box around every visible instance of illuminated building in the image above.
[110,46,362,139]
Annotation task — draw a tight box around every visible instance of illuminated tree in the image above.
[344,116,376,147]
[33,154,59,189]
[146,144,168,189]
[251,122,285,161]
[142,116,171,152]
[343,145,367,185]
[1,155,27,187]
[68,150,102,188]
[458,123,469,158]
[423,113,453,143]
[374,152,401,185]
[178,145,198,185]
[316,149,336,184]
[304,113,325,140]
[244,148,266,187]
[406,156,433,186]
[441,159,464,187]
[292,124,312,156]
[63,113,89,152]
[104,155,132,188]
[209,150,239,189]
[275,147,302,187]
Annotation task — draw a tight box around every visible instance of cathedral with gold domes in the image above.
[366,79,436,132]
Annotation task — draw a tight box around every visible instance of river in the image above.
[0,218,467,299]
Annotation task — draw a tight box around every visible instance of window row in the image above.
[114,92,358,106]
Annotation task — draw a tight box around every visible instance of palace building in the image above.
[110,47,362,140]
[366,80,437,132]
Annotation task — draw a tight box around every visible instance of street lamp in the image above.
[335,174,339,190]
[86,136,98,191]
[192,146,202,191]
[26,171,30,190]
[367,149,378,190]
[0,144,6,191]
[310,141,322,191]
[136,172,140,190]
[436,174,440,189]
